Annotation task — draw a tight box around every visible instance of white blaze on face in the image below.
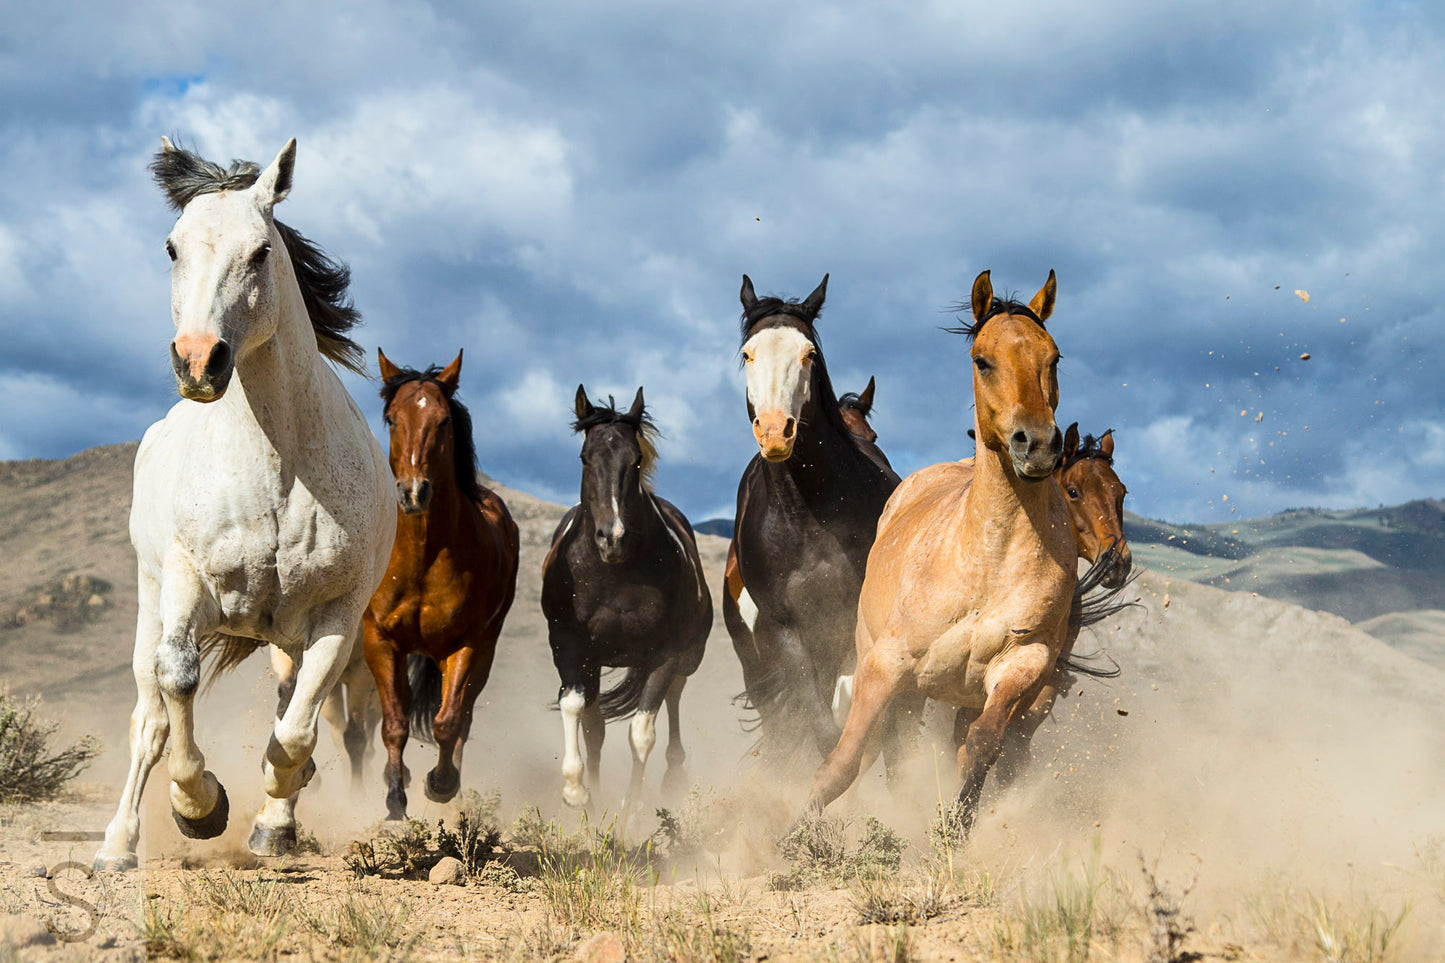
[743,326,814,459]
[559,690,589,807]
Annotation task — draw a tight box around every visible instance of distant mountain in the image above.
[1127,500,1445,666]
[694,518,734,539]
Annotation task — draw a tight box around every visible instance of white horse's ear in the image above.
[740,275,758,311]
[803,274,829,316]
[160,135,177,153]
[255,138,297,209]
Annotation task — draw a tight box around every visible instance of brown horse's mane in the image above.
[1062,431,1115,472]
[149,141,366,374]
[380,365,485,505]
[944,296,1047,342]
[572,397,660,492]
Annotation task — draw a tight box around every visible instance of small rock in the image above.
[0,913,57,947]
[25,864,48,878]
[428,856,465,886]
[573,931,626,963]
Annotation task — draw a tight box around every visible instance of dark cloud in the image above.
[2,0,1442,523]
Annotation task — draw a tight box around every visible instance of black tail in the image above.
[597,666,647,721]
[407,654,442,743]
[1062,545,1139,679]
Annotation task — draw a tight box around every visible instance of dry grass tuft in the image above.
[0,689,99,802]
[771,814,907,891]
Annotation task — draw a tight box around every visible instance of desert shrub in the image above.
[770,814,907,891]
[0,689,99,801]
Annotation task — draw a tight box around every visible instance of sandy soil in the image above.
[4,444,1445,960]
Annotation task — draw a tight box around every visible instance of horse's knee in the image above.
[154,636,200,698]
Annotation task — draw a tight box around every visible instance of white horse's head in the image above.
[158,137,296,402]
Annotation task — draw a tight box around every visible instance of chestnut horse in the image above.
[804,269,1075,836]
[542,387,711,815]
[364,350,519,820]
[725,277,900,761]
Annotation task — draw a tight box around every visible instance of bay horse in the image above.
[364,349,519,820]
[803,269,1075,837]
[95,138,395,870]
[725,276,900,761]
[542,387,711,814]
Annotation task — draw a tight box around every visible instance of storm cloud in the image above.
[2,0,1442,523]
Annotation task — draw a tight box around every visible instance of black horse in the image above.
[541,386,711,814]
[724,275,900,761]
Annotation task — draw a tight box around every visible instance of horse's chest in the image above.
[577,579,669,642]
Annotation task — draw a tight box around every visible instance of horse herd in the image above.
[91,139,1132,872]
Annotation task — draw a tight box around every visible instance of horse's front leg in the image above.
[424,639,490,805]
[950,642,1053,839]
[95,572,170,871]
[660,673,688,799]
[249,599,360,856]
[621,656,683,823]
[152,553,230,844]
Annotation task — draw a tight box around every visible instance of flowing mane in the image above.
[380,365,485,505]
[149,142,366,374]
[945,296,1047,342]
[572,395,660,491]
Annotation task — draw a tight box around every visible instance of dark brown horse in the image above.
[542,387,711,815]
[724,275,900,761]
[363,349,519,820]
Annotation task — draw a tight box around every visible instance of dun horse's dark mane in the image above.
[149,142,365,374]
[1063,431,1115,472]
[380,366,484,505]
[945,296,1046,342]
[572,397,660,491]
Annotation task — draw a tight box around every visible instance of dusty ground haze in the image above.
[3,443,1444,959]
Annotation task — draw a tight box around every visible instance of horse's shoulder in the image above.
[876,461,971,535]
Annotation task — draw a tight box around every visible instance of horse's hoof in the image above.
[92,853,137,873]
[562,784,590,809]
[423,769,460,804]
[247,823,297,857]
[172,783,229,840]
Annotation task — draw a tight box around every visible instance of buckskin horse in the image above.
[95,138,395,869]
[724,276,900,762]
[363,349,520,820]
[803,269,1080,837]
[542,387,711,815]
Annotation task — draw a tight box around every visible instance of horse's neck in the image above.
[774,403,863,503]
[217,257,331,450]
[964,440,1061,564]
[394,483,470,564]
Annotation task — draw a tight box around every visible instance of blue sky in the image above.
[2,0,1442,524]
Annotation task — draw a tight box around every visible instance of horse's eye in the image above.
[165,240,177,261]
[1068,487,1081,499]
[742,351,754,364]
[974,356,991,372]
[383,416,393,428]
[249,242,271,268]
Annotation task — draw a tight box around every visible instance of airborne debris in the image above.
[1300,352,1311,361]
[1255,412,1264,423]
[1295,289,1310,303]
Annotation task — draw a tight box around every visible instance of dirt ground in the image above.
[4,445,1445,960]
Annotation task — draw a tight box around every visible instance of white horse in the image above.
[94,138,395,870]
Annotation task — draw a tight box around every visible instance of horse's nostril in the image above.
[783,418,795,440]
[206,341,232,378]
[1050,427,1063,453]
[1011,430,1028,446]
